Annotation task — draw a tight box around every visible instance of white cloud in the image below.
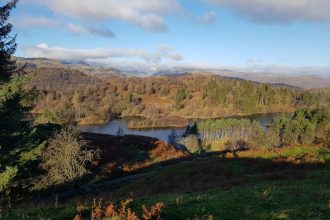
[28,0,182,32]
[196,12,217,25]
[23,44,183,63]
[81,59,330,78]
[13,16,115,38]
[155,45,183,61]
[204,0,330,23]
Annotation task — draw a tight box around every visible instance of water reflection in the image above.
[78,113,285,142]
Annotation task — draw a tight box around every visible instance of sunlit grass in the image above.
[236,145,329,162]
[205,139,229,152]
[2,145,329,219]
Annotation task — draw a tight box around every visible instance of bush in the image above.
[225,139,248,151]
[0,166,17,193]
[180,135,200,153]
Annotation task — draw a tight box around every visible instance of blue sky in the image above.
[10,0,330,73]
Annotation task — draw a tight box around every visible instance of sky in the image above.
[9,0,330,74]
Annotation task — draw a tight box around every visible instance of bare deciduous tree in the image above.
[168,129,177,145]
[35,127,98,189]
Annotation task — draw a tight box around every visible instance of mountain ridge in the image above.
[16,57,330,89]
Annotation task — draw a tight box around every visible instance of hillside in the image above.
[82,132,189,178]
[26,68,330,125]
[153,68,330,89]
[17,57,330,89]
[239,73,330,89]
[16,57,122,78]
[3,145,329,219]
[2,1,330,220]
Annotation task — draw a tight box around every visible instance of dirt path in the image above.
[88,148,247,190]
[58,148,248,199]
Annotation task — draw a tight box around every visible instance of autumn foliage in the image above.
[27,68,330,125]
[73,198,164,220]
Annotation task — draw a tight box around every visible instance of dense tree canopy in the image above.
[27,69,330,125]
[196,108,329,149]
[269,108,330,146]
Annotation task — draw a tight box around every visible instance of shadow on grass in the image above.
[4,148,329,220]
[2,132,329,220]
[93,152,328,200]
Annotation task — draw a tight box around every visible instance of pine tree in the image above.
[0,0,21,142]
[0,0,22,197]
[0,0,18,81]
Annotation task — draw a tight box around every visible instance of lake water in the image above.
[78,113,284,142]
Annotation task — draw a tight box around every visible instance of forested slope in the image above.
[27,68,330,125]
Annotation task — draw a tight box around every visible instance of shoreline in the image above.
[78,111,291,128]
[31,110,292,127]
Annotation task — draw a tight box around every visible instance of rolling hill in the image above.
[16,57,123,78]
[16,57,330,89]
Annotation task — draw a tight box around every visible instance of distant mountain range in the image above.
[16,57,122,78]
[16,57,330,89]
[152,68,330,89]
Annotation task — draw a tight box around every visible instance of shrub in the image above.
[180,135,200,153]
[79,198,165,220]
[225,139,248,151]
[0,166,18,193]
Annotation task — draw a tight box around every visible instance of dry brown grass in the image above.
[235,145,328,164]
[83,133,189,177]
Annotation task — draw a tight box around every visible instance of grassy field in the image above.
[136,174,329,220]
[2,145,329,220]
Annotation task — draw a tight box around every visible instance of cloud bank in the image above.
[13,16,115,38]
[23,44,183,63]
[27,0,182,32]
[205,0,330,23]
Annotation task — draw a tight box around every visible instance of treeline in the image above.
[198,119,266,146]
[268,108,329,146]
[27,67,330,125]
[128,116,188,129]
[184,108,330,152]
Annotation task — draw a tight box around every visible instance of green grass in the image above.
[4,170,328,220]
[2,146,329,220]
[135,172,329,220]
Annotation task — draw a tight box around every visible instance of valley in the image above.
[24,65,329,126]
[1,2,330,219]
[2,60,329,220]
